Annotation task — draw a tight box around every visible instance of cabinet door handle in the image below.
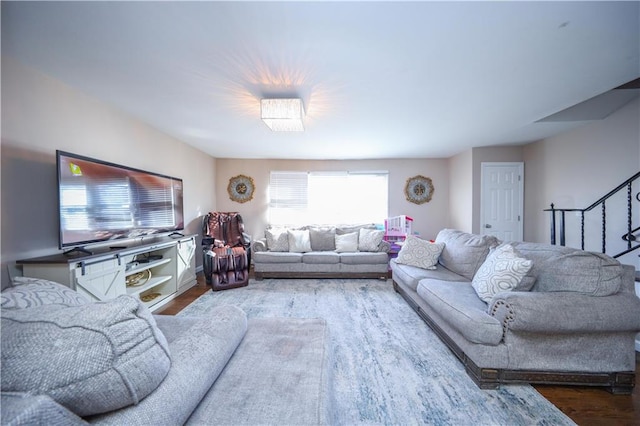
[485,224,492,228]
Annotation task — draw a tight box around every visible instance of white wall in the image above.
[448,149,473,233]
[523,97,640,265]
[1,58,217,287]
[214,158,450,242]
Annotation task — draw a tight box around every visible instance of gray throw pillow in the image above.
[435,229,499,280]
[309,227,336,251]
[2,277,90,309]
[1,295,171,417]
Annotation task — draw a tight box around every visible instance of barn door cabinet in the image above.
[18,235,198,312]
[176,236,197,293]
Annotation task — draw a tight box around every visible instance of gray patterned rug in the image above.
[178,278,575,426]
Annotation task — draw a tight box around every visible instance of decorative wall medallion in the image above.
[228,174,255,203]
[404,175,434,204]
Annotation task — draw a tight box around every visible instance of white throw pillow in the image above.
[358,228,385,252]
[472,244,533,303]
[335,232,359,253]
[287,229,312,253]
[265,228,289,252]
[396,235,445,270]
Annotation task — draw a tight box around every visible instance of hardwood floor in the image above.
[157,276,640,425]
[157,278,210,316]
[535,372,640,426]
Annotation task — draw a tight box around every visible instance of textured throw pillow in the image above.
[265,228,289,252]
[358,228,385,252]
[1,295,171,417]
[309,227,336,251]
[335,232,359,253]
[2,277,90,309]
[472,244,533,303]
[396,235,445,270]
[287,229,312,253]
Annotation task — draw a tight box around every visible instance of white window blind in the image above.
[269,171,388,225]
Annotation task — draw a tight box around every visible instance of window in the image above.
[269,171,388,225]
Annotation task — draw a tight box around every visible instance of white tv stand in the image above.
[17,234,197,312]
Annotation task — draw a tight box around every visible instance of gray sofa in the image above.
[391,229,640,393]
[1,278,332,425]
[252,224,390,280]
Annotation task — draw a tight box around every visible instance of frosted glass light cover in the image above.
[261,98,305,131]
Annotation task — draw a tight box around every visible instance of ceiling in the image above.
[2,1,639,160]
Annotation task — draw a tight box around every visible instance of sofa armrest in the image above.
[89,306,247,425]
[489,291,640,334]
[252,239,268,252]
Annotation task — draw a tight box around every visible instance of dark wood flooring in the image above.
[157,275,640,426]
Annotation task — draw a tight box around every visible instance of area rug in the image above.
[178,278,576,425]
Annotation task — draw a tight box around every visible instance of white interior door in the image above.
[480,162,524,241]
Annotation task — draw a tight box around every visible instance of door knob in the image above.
[485,224,492,228]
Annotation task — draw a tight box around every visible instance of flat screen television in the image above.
[57,150,184,251]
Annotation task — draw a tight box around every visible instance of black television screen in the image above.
[57,150,184,249]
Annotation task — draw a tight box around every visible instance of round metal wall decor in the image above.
[228,174,255,203]
[404,175,434,204]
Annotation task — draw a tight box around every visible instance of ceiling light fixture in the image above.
[261,98,305,132]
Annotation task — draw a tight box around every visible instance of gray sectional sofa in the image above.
[391,229,640,393]
[1,278,332,425]
[252,224,390,280]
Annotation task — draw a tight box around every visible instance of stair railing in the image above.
[545,171,640,258]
